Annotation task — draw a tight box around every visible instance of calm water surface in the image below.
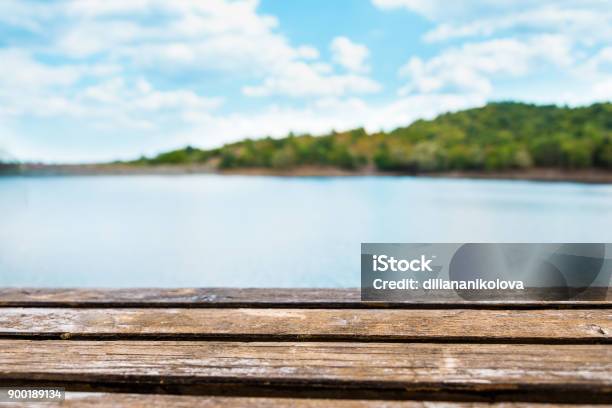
[1,175,611,287]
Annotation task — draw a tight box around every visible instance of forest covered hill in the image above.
[131,102,612,173]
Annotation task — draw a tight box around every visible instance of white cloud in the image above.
[0,0,385,162]
[239,36,379,98]
[399,35,574,96]
[579,47,612,79]
[377,0,611,109]
[0,49,81,89]
[242,61,380,97]
[425,6,612,44]
[549,47,612,105]
[82,78,223,113]
[0,0,378,100]
[3,91,483,163]
[372,0,465,19]
[0,48,221,129]
[175,93,486,152]
[0,49,123,118]
[330,37,370,73]
[373,0,545,19]
[0,0,610,163]
[372,0,612,44]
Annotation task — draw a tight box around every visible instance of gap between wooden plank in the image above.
[0,288,610,309]
[2,392,604,407]
[0,341,609,403]
[0,308,609,344]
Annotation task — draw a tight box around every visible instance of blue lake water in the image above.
[1,175,611,287]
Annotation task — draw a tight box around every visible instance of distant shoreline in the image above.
[4,163,612,184]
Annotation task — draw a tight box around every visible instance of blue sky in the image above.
[0,0,611,163]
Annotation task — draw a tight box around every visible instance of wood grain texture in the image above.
[2,392,604,407]
[0,288,610,308]
[0,308,609,342]
[1,289,610,404]
[0,340,610,402]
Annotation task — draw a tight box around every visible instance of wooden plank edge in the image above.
[1,379,610,404]
[2,391,607,407]
[0,288,610,309]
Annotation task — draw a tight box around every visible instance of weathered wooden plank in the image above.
[0,288,610,308]
[0,341,610,402]
[0,308,609,342]
[3,392,604,407]
[0,288,352,307]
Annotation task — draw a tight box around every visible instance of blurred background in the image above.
[0,0,611,287]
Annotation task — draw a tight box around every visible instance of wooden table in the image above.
[0,288,610,407]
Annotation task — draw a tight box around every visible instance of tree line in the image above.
[133,102,612,172]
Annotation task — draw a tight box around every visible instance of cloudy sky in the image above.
[0,0,611,162]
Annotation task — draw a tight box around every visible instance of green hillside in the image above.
[133,102,612,172]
